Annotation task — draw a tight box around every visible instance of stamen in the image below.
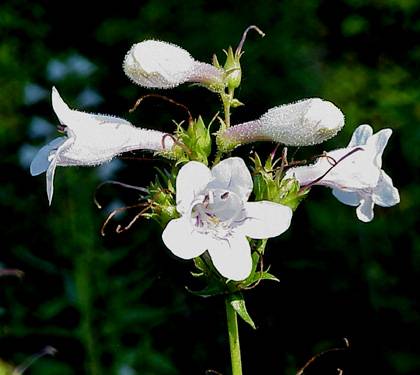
[221,192,229,200]
[94,180,149,209]
[203,194,210,208]
[57,124,67,133]
[236,25,265,55]
[14,346,57,374]
[208,191,214,204]
[161,133,191,153]
[115,203,151,233]
[100,202,149,236]
[129,93,193,125]
[300,147,364,191]
[0,269,24,278]
[296,339,350,375]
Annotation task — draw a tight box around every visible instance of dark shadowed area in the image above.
[0,0,419,374]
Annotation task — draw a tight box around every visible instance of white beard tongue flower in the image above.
[285,124,400,222]
[30,87,175,205]
[217,98,344,151]
[123,40,224,90]
[162,157,293,281]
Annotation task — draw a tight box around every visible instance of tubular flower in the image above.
[217,98,344,151]
[123,40,224,90]
[285,124,400,222]
[162,157,293,281]
[30,87,174,204]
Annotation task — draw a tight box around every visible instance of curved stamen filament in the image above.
[236,25,265,55]
[100,202,149,236]
[94,180,149,209]
[129,93,193,125]
[300,147,364,191]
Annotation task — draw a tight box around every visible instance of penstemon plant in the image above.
[30,26,400,374]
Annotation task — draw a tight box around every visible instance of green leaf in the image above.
[228,292,256,330]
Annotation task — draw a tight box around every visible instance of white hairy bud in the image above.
[260,99,345,146]
[217,98,345,151]
[123,40,223,90]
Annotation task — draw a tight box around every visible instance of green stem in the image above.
[223,94,231,128]
[225,296,243,375]
[215,88,235,166]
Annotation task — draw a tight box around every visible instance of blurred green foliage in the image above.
[0,0,419,374]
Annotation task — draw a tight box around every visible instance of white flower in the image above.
[30,87,174,204]
[217,98,344,151]
[162,157,293,281]
[123,40,224,89]
[285,124,400,222]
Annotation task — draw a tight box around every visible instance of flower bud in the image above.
[217,98,345,151]
[123,40,224,90]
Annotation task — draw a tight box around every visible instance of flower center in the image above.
[190,189,245,238]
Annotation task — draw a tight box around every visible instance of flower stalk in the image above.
[225,297,243,375]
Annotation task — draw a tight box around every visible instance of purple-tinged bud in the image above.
[217,98,345,151]
[123,40,224,90]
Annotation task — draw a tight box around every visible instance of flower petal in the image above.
[162,217,209,259]
[239,201,292,239]
[207,235,252,281]
[46,155,58,206]
[348,124,373,147]
[45,137,74,205]
[366,128,392,169]
[356,196,375,222]
[51,86,74,126]
[373,171,400,207]
[176,161,212,215]
[52,87,131,129]
[30,137,67,176]
[209,157,253,202]
[332,188,361,207]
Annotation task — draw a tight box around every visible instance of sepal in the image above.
[252,152,308,210]
[170,117,212,165]
[223,46,242,90]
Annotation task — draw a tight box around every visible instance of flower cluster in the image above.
[30,31,399,286]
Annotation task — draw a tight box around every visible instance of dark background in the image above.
[0,0,419,374]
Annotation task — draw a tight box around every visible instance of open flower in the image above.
[217,98,344,151]
[285,125,400,222]
[162,157,292,281]
[30,87,174,204]
[124,40,224,90]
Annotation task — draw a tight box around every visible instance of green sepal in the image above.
[170,117,212,165]
[212,53,221,69]
[277,177,309,211]
[223,46,242,90]
[227,292,256,330]
[251,152,309,210]
[246,269,280,285]
[187,256,229,298]
[144,168,177,227]
[230,98,244,108]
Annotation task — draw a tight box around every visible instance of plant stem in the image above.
[225,296,243,375]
